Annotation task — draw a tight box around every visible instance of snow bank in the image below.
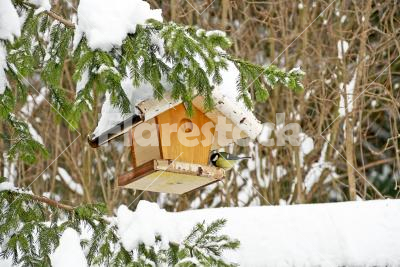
[74,0,162,51]
[118,200,400,266]
[50,228,87,267]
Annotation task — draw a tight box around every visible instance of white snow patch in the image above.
[337,40,349,60]
[91,93,126,138]
[0,0,21,41]
[257,123,274,145]
[27,122,44,145]
[42,192,61,202]
[50,228,87,267]
[58,167,84,195]
[117,199,400,266]
[74,0,162,51]
[0,44,8,94]
[0,258,13,267]
[20,87,47,116]
[339,71,357,117]
[205,30,226,38]
[276,165,287,181]
[3,153,17,184]
[297,133,314,166]
[28,0,51,14]
[91,77,156,138]
[0,0,22,94]
[304,89,313,100]
[117,202,173,250]
[300,133,314,155]
[304,141,337,192]
[76,68,89,95]
[0,182,15,192]
[213,61,248,111]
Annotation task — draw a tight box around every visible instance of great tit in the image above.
[210,152,251,170]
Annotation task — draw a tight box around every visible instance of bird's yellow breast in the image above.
[216,158,237,170]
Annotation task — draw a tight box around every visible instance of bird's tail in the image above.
[240,156,252,159]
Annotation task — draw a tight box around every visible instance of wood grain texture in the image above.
[131,118,161,167]
[156,104,214,165]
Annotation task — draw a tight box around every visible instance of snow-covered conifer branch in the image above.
[0,179,239,266]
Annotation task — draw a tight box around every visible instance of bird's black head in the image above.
[210,152,220,166]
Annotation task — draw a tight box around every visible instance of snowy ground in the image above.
[1,198,399,266]
[119,199,400,267]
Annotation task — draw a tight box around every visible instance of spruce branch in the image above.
[27,193,75,212]
[21,2,75,29]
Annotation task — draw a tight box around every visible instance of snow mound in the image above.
[0,0,21,94]
[0,182,16,192]
[0,0,21,42]
[117,199,400,266]
[50,228,87,267]
[117,201,176,250]
[74,0,163,51]
[28,0,51,14]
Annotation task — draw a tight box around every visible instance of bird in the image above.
[210,152,251,170]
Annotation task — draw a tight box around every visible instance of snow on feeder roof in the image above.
[87,62,263,194]
[87,62,263,147]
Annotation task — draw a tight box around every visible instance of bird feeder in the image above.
[88,91,263,194]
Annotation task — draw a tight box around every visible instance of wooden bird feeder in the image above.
[88,91,263,194]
